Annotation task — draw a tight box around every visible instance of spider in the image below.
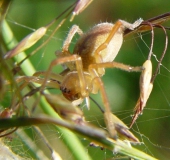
[4,11,169,143]
[39,12,169,141]
[39,19,146,142]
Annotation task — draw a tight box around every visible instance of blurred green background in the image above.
[3,0,170,159]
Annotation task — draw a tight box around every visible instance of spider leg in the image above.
[89,63,140,142]
[93,19,143,62]
[89,62,144,73]
[55,25,83,70]
[41,55,88,98]
[62,25,83,52]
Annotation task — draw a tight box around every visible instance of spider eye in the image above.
[60,86,70,94]
[60,86,79,101]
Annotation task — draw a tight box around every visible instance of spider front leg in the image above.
[41,54,89,102]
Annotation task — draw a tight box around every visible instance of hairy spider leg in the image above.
[62,25,83,52]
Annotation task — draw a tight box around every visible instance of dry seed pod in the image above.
[139,60,153,108]
[130,60,153,128]
[70,0,93,21]
[4,27,47,59]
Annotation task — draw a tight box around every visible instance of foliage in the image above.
[1,0,170,159]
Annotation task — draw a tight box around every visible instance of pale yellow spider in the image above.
[39,19,145,142]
